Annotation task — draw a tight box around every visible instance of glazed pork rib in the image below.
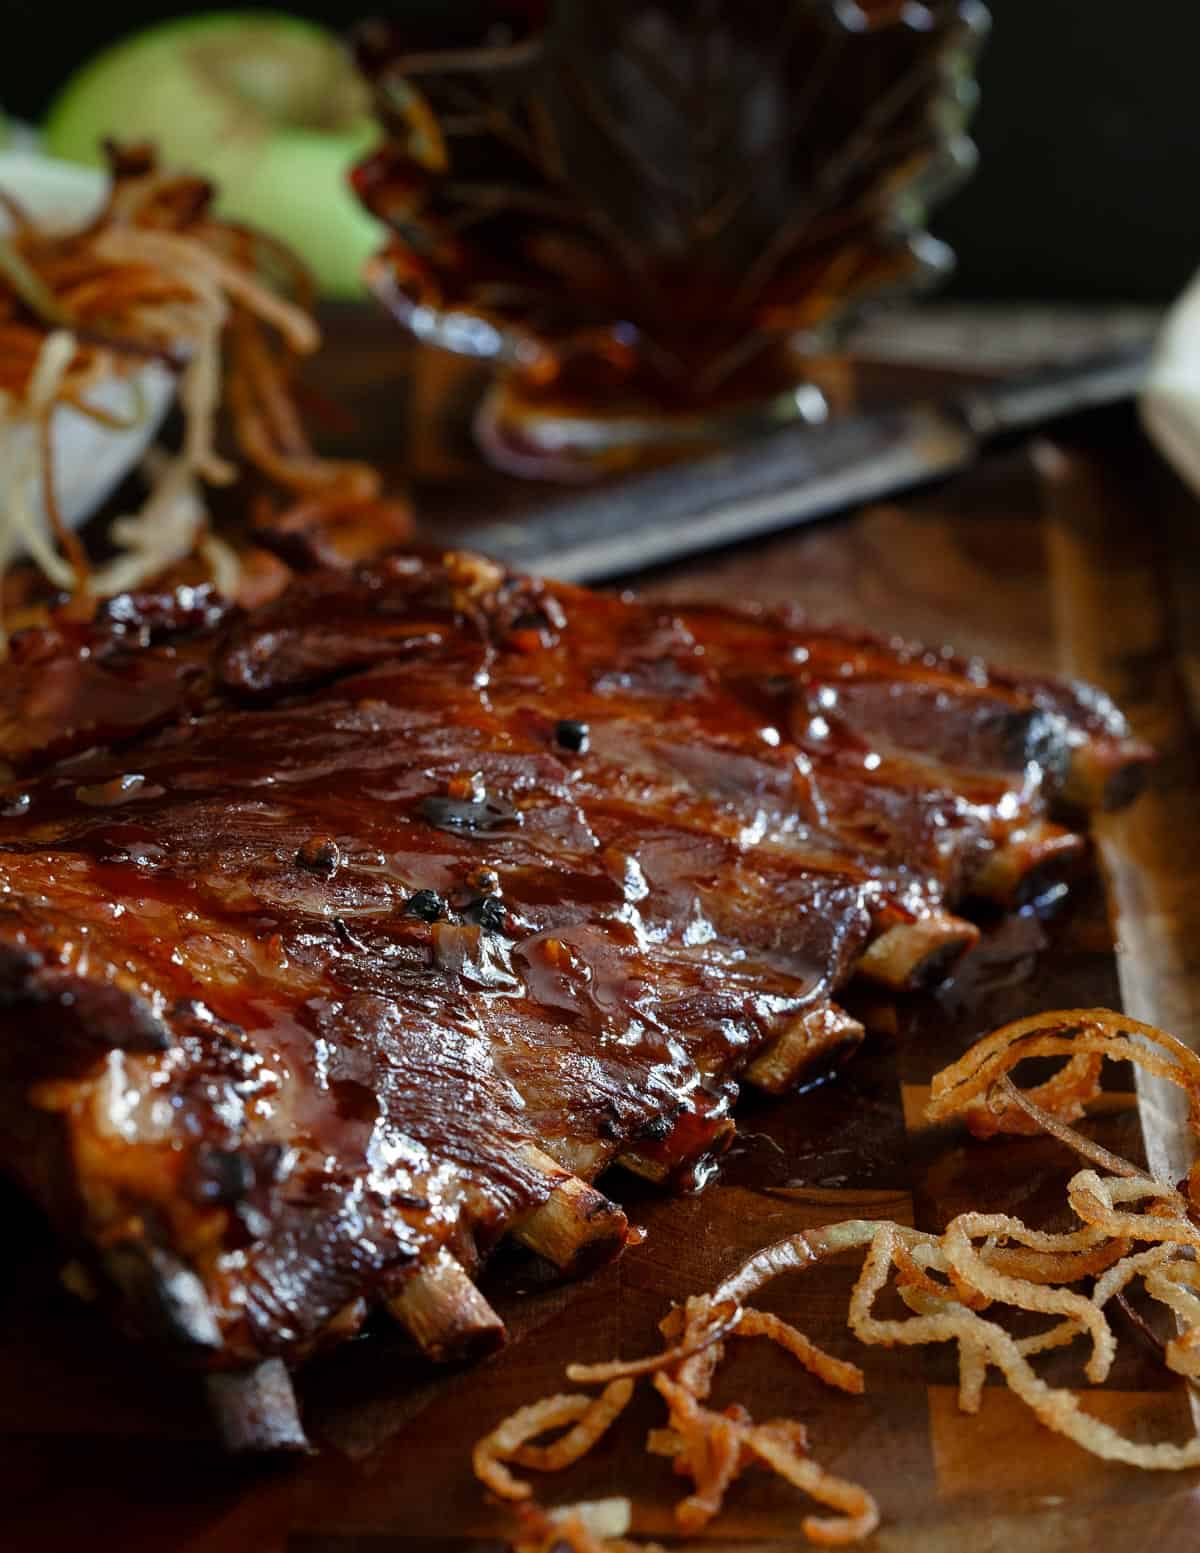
[0,550,1149,1444]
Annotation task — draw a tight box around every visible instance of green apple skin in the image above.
[43,11,384,299]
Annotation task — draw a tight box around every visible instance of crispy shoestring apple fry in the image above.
[475,1395,591,1501]
[1092,1243,1178,1311]
[928,1008,1200,1167]
[0,147,413,633]
[565,1300,743,1384]
[474,1010,1200,1548]
[1068,1170,1200,1245]
[474,1382,634,1501]
[939,1213,1117,1381]
[651,1369,878,1544]
[849,1220,1200,1468]
[992,1074,1144,1179]
[981,1231,1131,1286]
[476,1225,891,1541]
[653,1373,745,1534]
[733,1307,866,1395]
[742,1430,880,1547]
[512,1380,635,1473]
[955,1328,989,1413]
[1144,1263,1200,1380]
[983,1053,1103,1136]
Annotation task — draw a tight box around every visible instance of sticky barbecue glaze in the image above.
[0,552,1150,1367]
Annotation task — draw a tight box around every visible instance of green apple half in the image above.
[43,11,384,298]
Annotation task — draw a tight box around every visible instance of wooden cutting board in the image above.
[3,324,1198,1553]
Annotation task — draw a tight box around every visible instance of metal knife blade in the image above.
[460,340,1151,582]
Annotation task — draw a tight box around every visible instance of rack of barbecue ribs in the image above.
[0,550,1150,1449]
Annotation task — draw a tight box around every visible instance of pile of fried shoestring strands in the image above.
[473,1009,1200,1550]
[0,143,405,647]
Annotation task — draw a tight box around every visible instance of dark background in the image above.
[2,0,1196,303]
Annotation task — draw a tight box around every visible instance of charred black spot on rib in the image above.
[170,999,261,1079]
[637,1113,675,1143]
[554,718,590,753]
[419,794,521,833]
[465,895,506,932]
[405,889,445,922]
[185,1143,288,1245]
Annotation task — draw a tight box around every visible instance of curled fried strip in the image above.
[1092,1243,1178,1309]
[651,1369,878,1542]
[939,1213,1116,1382]
[893,1238,954,1301]
[473,1394,590,1501]
[734,1307,864,1396]
[474,1007,1200,1551]
[512,1380,634,1472]
[0,146,413,628]
[1144,1263,1200,1380]
[979,1054,1102,1136]
[928,1009,1200,1161]
[227,314,380,501]
[714,1219,931,1307]
[992,1074,1143,1179]
[955,1330,988,1413]
[474,1384,635,1501]
[648,1420,812,1469]
[672,1294,731,1402]
[645,1427,684,1459]
[982,1234,1130,1286]
[566,1301,742,1384]
[93,228,318,353]
[744,1430,880,1547]
[654,1374,745,1534]
[1067,1171,1200,1246]
[850,1222,1200,1470]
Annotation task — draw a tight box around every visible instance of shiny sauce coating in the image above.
[0,553,1148,1363]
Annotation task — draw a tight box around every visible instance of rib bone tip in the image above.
[205,1358,311,1454]
[971,819,1085,905]
[746,1005,865,1095]
[387,1247,507,1363]
[855,913,978,991]
[513,1145,628,1274]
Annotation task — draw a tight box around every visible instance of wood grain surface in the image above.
[3,324,1198,1553]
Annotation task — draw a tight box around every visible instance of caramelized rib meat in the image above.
[0,552,1150,1372]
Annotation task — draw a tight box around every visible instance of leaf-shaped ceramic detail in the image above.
[353,1,988,474]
